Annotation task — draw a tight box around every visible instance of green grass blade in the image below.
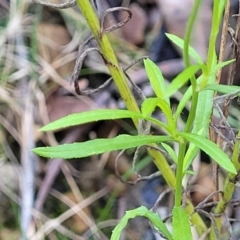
[33,134,174,159]
[111,206,173,240]
[172,206,191,240]
[179,132,237,174]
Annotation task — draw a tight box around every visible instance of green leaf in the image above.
[186,170,195,175]
[193,45,223,136]
[200,59,235,89]
[141,98,175,135]
[179,132,237,174]
[174,83,193,121]
[192,55,217,136]
[183,129,203,172]
[166,64,202,98]
[111,206,173,240]
[193,79,215,136]
[40,109,168,132]
[175,60,224,121]
[203,84,240,95]
[212,59,235,73]
[161,143,178,164]
[141,98,158,117]
[32,134,174,159]
[165,33,203,64]
[143,58,170,105]
[172,206,191,240]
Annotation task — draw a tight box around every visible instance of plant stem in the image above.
[75,0,176,188]
[183,0,201,69]
[75,1,207,236]
[175,0,201,207]
[175,142,186,207]
[183,0,201,132]
[75,0,139,119]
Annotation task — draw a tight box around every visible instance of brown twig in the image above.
[210,0,231,203]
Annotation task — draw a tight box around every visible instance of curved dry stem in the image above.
[72,55,148,96]
[195,190,223,210]
[151,188,172,212]
[114,147,174,186]
[70,37,95,85]
[195,209,219,239]
[101,7,132,35]
[73,47,101,94]
[72,47,116,95]
[32,0,76,9]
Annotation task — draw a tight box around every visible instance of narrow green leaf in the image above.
[40,109,168,132]
[40,109,138,131]
[166,64,202,98]
[141,97,176,136]
[186,170,195,175]
[179,132,237,174]
[200,59,235,89]
[174,83,193,120]
[165,33,203,64]
[203,84,240,95]
[141,98,158,117]
[161,143,178,164]
[111,206,173,240]
[175,61,224,121]
[192,53,218,137]
[143,58,170,105]
[172,207,191,240]
[193,82,215,136]
[33,134,174,159]
[212,59,235,73]
[183,129,203,172]
[218,0,228,25]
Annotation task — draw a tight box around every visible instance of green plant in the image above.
[32,0,240,239]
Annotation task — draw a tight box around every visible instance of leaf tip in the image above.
[39,126,48,132]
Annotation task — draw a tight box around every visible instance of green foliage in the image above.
[32,0,239,239]
[172,207,191,240]
[179,132,236,174]
[33,52,237,237]
[144,58,170,105]
[111,206,173,240]
[141,97,176,135]
[161,143,178,164]
[166,64,202,98]
[203,83,240,94]
[40,109,168,132]
[166,34,203,65]
[33,134,173,158]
